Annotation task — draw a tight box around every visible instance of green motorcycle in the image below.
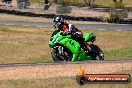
[49,31,104,61]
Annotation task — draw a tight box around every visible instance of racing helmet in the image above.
[53,16,64,29]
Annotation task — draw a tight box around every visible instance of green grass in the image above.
[0,25,131,64]
[105,46,132,60]
[0,69,131,88]
[0,25,53,63]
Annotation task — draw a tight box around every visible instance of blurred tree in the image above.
[112,0,125,9]
[44,0,50,10]
[84,0,96,8]
[54,0,57,3]
[112,0,123,3]
[113,0,117,2]
[45,0,49,4]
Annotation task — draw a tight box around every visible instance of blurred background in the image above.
[0,0,132,23]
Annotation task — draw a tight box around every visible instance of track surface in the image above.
[0,21,132,30]
[0,59,131,80]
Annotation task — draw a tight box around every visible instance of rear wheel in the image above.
[51,46,72,62]
[90,44,104,60]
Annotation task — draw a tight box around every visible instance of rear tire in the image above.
[90,44,104,60]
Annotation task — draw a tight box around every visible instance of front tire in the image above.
[51,46,72,62]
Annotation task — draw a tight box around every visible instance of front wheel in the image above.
[51,46,72,62]
[90,44,104,60]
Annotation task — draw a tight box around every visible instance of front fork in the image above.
[52,46,64,56]
[58,46,64,55]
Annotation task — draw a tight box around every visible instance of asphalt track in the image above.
[0,21,132,30]
[0,59,132,68]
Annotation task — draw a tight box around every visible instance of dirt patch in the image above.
[0,61,131,80]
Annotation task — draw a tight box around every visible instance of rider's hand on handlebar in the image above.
[63,32,69,36]
[61,32,71,36]
[60,32,67,36]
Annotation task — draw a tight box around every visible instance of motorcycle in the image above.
[49,31,104,61]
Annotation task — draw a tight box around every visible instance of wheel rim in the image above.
[52,46,72,61]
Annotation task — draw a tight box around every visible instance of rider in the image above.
[52,16,95,54]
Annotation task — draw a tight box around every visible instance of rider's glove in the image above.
[60,32,67,36]
[63,32,68,36]
[62,31,71,36]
